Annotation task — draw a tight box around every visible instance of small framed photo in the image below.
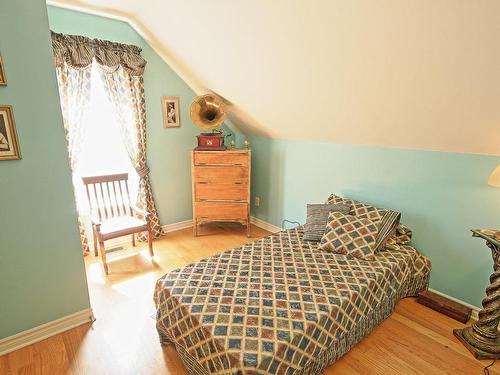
[0,105,21,160]
[0,52,6,86]
[162,96,180,128]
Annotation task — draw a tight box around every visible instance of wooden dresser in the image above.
[191,149,251,236]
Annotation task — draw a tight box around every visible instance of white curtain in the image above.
[55,63,93,252]
[98,65,163,239]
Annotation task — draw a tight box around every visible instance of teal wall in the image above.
[249,136,500,307]
[0,0,90,339]
[47,6,239,225]
[1,1,495,341]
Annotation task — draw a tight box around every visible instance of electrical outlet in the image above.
[254,196,261,207]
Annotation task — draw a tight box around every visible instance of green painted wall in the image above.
[4,3,491,337]
[0,0,90,339]
[47,5,239,225]
[249,136,500,307]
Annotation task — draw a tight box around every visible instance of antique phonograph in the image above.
[190,94,228,151]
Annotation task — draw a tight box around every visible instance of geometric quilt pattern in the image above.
[154,226,431,375]
[319,211,379,260]
[385,223,413,252]
[326,194,401,252]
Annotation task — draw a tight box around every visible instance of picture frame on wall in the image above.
[161,96,180,128]
[0,52,7,86]
[0,105,21,160]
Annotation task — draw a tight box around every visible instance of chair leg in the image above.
[131,234,136,247]
[99,239,109,275]
[147,227,154,258]
[93,228,98,257]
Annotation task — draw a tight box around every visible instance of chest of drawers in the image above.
[191,149,251,236]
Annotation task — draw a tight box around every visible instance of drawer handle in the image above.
[234,182,243,185]
[198,181,209,185]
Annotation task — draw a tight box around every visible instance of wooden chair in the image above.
[82,173,154,274]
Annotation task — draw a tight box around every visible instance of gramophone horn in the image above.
[190,94,226,131]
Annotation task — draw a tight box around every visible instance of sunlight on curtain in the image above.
[74,63,139,245]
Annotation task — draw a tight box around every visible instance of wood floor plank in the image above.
[1,222,498,374]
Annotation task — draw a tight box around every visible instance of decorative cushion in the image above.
[319,211,379,260]
[326,193,387,221]
[375,210,401,251]
[325,194,401,251]
[302,203,351,242]
[385,223,413,250]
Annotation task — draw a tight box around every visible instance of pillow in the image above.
[302,203,351,242]
[393,223,412,244]
[385,223,413,250]
[319,211,379,260]
[325,194,400,251]
[326,193,386,221]
[375,211,401,251]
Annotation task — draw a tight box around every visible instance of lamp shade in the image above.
[489,165,500,187]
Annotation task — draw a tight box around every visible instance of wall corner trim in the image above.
[0,308,94,356]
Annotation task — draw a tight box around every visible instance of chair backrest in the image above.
[82,173,133,221]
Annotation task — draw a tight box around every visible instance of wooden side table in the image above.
[454,229,500,359]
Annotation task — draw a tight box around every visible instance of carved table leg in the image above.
[454,241,500,359]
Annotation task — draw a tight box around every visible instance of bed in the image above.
[154,225,430,374]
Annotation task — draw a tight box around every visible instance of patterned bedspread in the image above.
[154,226,430,374]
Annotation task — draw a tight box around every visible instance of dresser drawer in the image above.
[193,166,248,183]
[195,202,248,221]
[193,152,249,167]
[195,181,248,201]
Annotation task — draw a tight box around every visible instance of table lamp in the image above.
[488,165,500,241]
[489,165,500,187]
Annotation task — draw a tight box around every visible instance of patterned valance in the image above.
[51,31,146,76]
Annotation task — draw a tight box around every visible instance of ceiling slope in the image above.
[48,0,500,155]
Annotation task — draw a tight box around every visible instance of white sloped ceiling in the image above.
[48,0,500,155]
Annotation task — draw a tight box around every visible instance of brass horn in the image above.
[190,94,226,131]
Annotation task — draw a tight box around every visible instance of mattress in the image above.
[154,226,430,374]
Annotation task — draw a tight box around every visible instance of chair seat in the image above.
[99,216,147,237]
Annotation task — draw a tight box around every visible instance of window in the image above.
[73,63,139,239]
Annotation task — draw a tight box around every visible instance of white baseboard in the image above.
[428,288,480,321]
[250,216,282,233]
[160,217,282,235]
[162,219,193,233]
[0,308,94,356]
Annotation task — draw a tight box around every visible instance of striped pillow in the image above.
[375,210,401,251]
[302,203,351,242]
[325,194,400,251]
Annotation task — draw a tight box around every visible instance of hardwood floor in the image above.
[1,222,498,374]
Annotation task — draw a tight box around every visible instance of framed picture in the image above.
[0,105,21,160]
[162,96,180,128]
[0,52,6,86]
